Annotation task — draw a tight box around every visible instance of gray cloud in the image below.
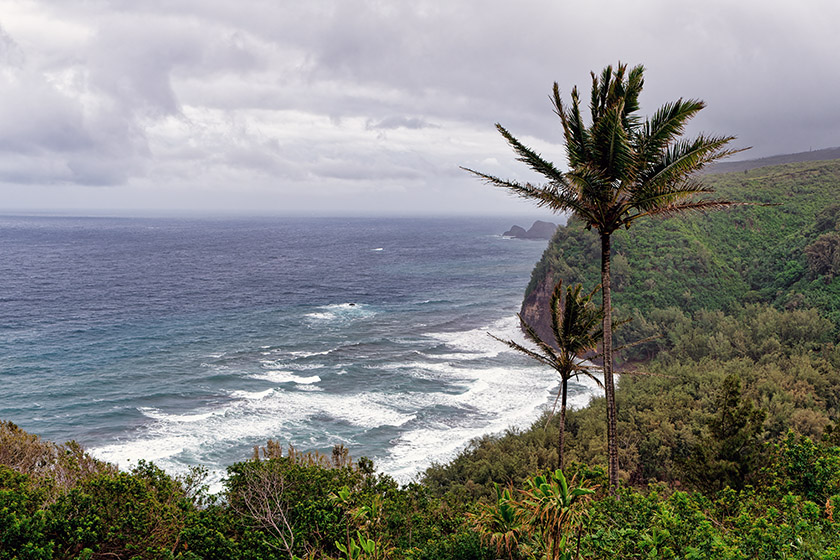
[366,116,437,130]
[0,0,838,214]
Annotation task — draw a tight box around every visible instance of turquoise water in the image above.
[0,215,597,487]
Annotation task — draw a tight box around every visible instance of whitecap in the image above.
[137,406,163,419]
[297,384,324,392]
[230,389,274,400]
[305,303,376,323]
[289,363,326,371]
[373,361,457,375]
[137,407,217,423]
[288,350,332,358]
[425,315,524,359]
[251,370,321,384]
[260,359,326,371]
[306,311,335,320]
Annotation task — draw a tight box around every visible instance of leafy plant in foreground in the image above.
[470,483,525,560]
[471,470,594,560]
[519,470,594,560]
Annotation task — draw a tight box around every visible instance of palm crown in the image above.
[493,281,603,382]
[465,63,744,235]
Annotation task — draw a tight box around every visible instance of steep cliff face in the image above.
[519,269,555,346]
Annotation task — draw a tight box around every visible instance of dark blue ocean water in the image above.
[0,215,596,487]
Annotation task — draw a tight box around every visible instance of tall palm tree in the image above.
[466,62,746,489]
[491,280,603,470]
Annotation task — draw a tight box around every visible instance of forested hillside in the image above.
[521,157,840,345]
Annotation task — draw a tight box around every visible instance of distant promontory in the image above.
[503,220,558,239]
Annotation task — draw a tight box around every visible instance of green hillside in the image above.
[524,158,840,332]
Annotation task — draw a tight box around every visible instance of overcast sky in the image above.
[0,0,837,216]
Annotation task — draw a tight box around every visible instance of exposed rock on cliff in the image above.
[519,270,555,347]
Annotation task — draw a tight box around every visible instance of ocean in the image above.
[0,215,597,489]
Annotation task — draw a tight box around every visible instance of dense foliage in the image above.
[5,418,840,558]
[526,159,840,333]
[0,430,491,559]
[424,302,840,495]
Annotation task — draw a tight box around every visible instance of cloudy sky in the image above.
[0,0,837,216]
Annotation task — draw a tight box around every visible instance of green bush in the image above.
[0,466,53,560]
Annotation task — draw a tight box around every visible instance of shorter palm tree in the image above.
[470,483,526,560]
[521,469,595,560]
[491,280,603,470]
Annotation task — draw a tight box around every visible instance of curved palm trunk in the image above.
[601,233,618,491]
[558,377,567,471]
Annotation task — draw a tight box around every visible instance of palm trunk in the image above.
[558,377,567,471]
[601,233,618,491]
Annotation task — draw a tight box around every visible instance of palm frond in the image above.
[637,98,705,164]
[589,66,611,122]
[631,197,756,221]
[495,124,567,184]
[622,64,645,123]
[555,84,590,168]
[618,179,714,219]
[460,167,585,215]
[549,280,565,347]
[487,332,556,369]
[591,101,636,184]
[564,168,612,228]
[640,134,744,191]
[613,333,662,353]
[517,314,564,360]
[569,366,605,389]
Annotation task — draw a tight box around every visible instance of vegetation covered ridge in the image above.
[6,399,840,559]
[419,299,840,557]
[522,157,840,344]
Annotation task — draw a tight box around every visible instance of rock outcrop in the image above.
[503,220,558,239]
[503,225,529,238]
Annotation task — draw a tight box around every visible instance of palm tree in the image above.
[470,483,526,560]
[465,62,746,489]
[520,469,595,560]
[491,280,603,470]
